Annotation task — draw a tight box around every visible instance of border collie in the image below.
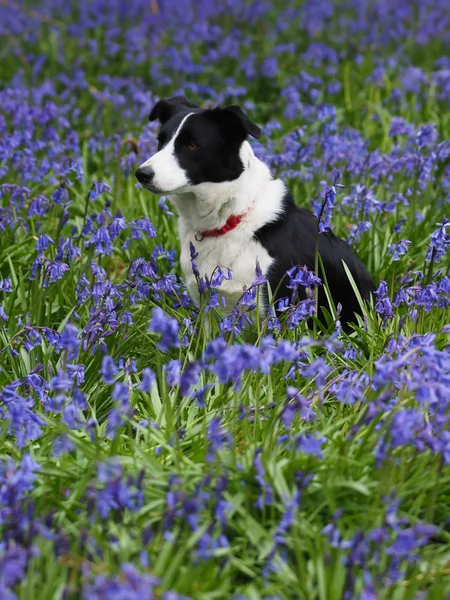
[135,96,375,329]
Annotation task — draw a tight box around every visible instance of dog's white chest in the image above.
[180,230,273,310]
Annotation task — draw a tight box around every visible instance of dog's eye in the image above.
[186,142,198,151]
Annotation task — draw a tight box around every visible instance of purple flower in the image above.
[100,355,117,384]
[0,545,29,589]
[389,117,414,138]
[0,453,40,503]
[416,124,438,148]
[49,370,72,393]
[166,360,181,387]
[149,307,180,352]
[296,434,326,458]
[52,434,75,457]
[83,563,159,599]
[283,387,316,427]
[210,267,232,289]
[86,226,113,255]
[36,234,54,254]
[189,242,200,278]
[179,362,201,396]
[110,214,127,239]
[46,261,69,284]
[139,368,155,393]
[387,240,412,261]
[314,169,344,233]
[287,265,322,291]
[426,217,449,262]
[89,180,112,201]
[254,450,273,509]
[58,324,80,357]
[262,57,278,78]
[206,417,232,462]
[130,217,156,240]
[0,278,12,293]
[112,382,129,405]
[374,281,395,319]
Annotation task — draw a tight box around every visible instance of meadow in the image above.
[1,1,450,598]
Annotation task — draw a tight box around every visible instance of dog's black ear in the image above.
[149,96,200,124]
[211,105,261,140]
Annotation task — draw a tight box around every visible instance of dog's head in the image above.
[135,96,261,195]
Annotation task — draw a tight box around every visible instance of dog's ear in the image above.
[149,96,200,124]
[211,105,261,141]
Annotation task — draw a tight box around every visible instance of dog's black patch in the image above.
[151,97,261,185]
[254,191,375,329]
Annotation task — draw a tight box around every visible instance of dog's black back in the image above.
[254,191,375,329]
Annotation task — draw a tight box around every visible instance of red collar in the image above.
[195,212,245,241]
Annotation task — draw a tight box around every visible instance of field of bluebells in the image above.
[1,1,450,598]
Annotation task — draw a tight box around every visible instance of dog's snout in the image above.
[135,166,155,185]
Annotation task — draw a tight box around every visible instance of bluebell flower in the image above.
[112,382,128,405]
[130,217,156,240]
[374,281,395,319]
[426,217,449,262]
[286,265,322,291]
[416,124,438,148]
[206,417,232,463]
[52,185,69,204]
[0,545,30,590]
[110,214,127,239]
[283,387,315,427]
[101,355,118,384]
[86,225,113,255]
[261,57,278,78]
[58,324,80,357]
[179,362,201,396]
[314,169,344,232]
[387,239,412,261]
[36,233,54,254]
[189,242,200,277]
[149,307,180,352]
[52,434,75,458]
[296,434,326,458]
[89,180,112,201]
[28,194,49,217]
[0,278,13,293]
[210,266,232,288]
[46,260,69,284]
[139,368,155,393]
[158,196,175,215]
[254,449,273,509]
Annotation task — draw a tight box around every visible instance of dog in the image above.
[135,96,375,330]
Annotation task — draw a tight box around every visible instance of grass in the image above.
[0,1,450,598]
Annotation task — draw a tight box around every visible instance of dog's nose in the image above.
[135,166,155,185]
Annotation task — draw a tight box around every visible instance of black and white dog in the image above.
[135,96,375,329]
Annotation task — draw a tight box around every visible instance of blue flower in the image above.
[89,180,112,201]
[149,307,180,352]
[36,234,54,254]
[296,434,326,458]
[206,417,232,462]
[387,239,412,261]
[426,217,449,263]
[0,278,13,293]
[139,368,155,393]
[101,355,118,384]
[58,324,80,357]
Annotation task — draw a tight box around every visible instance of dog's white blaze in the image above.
[138,113,193,193]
